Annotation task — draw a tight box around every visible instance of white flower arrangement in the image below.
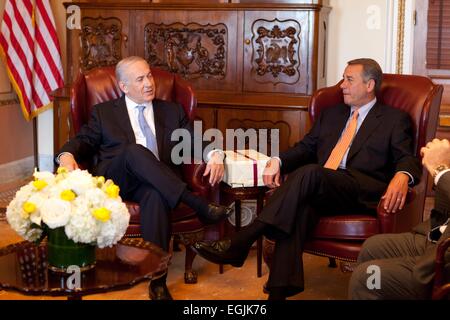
[6,168,130,248]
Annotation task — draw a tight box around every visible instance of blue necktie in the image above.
[137,105,159,160]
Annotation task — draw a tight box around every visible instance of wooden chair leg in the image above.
[184,246,198,284]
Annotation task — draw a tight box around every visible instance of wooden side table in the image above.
[220,183,267,277]
[0,238,170,300]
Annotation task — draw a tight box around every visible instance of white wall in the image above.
[326,0,391,85]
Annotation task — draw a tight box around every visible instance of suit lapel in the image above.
[152,99,165,157]
[346,102,383,162]
[113,96,135,143]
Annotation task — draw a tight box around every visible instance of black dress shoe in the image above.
[198,204,232,225]
[149,283,173,300]
[192,239,248,267]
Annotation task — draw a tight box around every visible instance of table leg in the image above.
[219,217,225,274]
[256,193,264,277]
[235,199,241,231]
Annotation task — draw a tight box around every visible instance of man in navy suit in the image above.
[57,56,231,300]
[193,58,421,300]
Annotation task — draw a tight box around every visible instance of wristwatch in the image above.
[433,164,449,178]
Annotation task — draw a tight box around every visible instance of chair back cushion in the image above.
[309,74,443,156]
[70,65,196,134]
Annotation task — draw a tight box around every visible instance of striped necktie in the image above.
[324,109,359,170]
[137,105,159,160]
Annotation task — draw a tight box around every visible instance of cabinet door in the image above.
[243,10,312,94]
[135,10,240,93]
[66,9,130,83]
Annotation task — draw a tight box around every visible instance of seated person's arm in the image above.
[56,104,103,171]
[421,138,450,215]
[382,112,422,213]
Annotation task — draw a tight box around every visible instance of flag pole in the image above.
[33,116,39,171]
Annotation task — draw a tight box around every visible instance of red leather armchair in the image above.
[70,66,213,283]
[302,73,443,265]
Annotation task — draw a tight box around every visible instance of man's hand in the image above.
[420,138,450,176]
[203,151,224,186]
[59,153,79,171]
[263,158,281,188]
[381,172,409,213]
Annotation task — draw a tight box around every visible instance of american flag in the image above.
[0,0,64,121]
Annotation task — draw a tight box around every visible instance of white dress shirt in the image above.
[125,96,221,162]
[125,96,157,150]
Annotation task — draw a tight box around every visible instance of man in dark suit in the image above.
[57,56,231,300]
[349,138,450,299]
[193,58,421,300]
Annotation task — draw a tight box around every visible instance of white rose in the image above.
[28,193,47,208]
[41,198,71,229]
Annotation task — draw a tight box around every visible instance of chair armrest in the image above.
[432,237,450,300]
[376,187,417,233]
[182,162,218,201]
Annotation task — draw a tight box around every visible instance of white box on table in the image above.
[222,149,270,188]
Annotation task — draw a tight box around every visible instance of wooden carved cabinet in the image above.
[63,1,331,154]
[67,8,130,78]
[243,11,309,94]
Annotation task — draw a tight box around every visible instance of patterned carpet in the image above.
[0,178,32,221]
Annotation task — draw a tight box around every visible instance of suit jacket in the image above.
[413,171,450,286]
[59,95,194,177]
[279,102,421,205]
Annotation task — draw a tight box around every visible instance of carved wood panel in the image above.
[66,9,129,80]
[253,22,300,81]
[144,23,227,80]
[80,16,123,71]
[243,11,311,94]
[133,10,239,92]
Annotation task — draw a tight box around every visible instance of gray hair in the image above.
[115,56,149,84]
[347,58,383,92]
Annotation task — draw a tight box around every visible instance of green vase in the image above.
[47,227,96,272]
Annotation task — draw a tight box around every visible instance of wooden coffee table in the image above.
[0,238,170,300]
[220,183,267,277]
